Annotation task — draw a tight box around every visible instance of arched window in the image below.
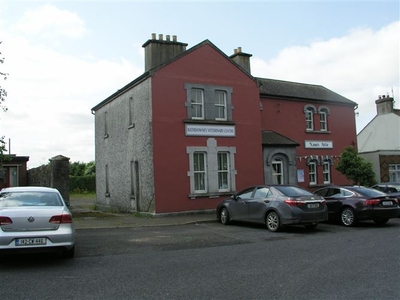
[272,158,284,185]
[303,105,316,131]
[318,106,330,132]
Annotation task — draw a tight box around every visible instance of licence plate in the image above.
[382,201,393,206]
[15,238,47,246]
[307,203,319,208]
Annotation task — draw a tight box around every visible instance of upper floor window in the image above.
[304,105,316,131]
[190,88,205,120]
[185,83,233,122]
[318,106,330,132]
[215,91,227,121]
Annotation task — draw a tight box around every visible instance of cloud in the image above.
[13,4,88,39]
[251,21,400,133]
[1,6,143,168]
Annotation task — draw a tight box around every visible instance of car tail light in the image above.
[365,199,381,205]
[284,199,306,206]
[0,216,13,225]
[49,214,73,224]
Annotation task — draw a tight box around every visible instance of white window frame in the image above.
[389,164,400,182]
[193,152,207,193]
[190,88,204,120]
[217,152,230,191]
[309,161,317,185]
[305,109,314,131]
[320,111,327,131]
[187,139,236,197]
[272,158,284,185]
[323,161,331,184]
[215,90,227,121]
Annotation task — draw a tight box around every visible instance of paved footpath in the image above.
[69,196,216,230]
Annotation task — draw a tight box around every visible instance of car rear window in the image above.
[0,192,63,207]
[350,187,387,197]
[274,186,313,197]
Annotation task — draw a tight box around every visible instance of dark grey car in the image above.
[216,185,328,232]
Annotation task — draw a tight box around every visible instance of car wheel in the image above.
[304,222,319,229]
[266,211,281,232]
[220,207,230,225]
[340,207,357,227]
[62,246,75,258]
[373,218,389,225]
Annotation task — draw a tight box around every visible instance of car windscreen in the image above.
[0,191,63,207]
[273,186,313,197]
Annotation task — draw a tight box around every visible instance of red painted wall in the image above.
[151,44,263,213]
[260,96,356,190]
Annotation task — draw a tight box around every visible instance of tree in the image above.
[335,146,376,186]
[0,41,9,163]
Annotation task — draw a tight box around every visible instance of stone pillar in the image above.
[50,155,70,206]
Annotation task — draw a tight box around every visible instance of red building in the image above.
[92,34,356,214]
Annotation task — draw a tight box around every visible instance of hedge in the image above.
[69,175,96,193]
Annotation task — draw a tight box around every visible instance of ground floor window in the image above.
[187,139,236,196]
[323,161,331,184]
[272,158,284,184]
[309,161,317,185]
[193,152,207,192]
[389,164,400,182]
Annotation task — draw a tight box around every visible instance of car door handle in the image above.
[264,200,270,203]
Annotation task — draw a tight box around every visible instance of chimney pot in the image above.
[173,35,177,42]
[238,47,242,53]
[151,33,156,39]
[166,35,170,41]
[158,34,163,40]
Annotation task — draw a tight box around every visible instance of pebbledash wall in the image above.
[92,34,357,215]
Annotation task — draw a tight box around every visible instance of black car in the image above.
[313,185,400,226]
[371,182,400,202]
[216,185,328,232]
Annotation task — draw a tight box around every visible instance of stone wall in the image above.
[27,155,70,205]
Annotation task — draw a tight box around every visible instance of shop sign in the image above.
[185,124,235,137]
[304,140,333,148]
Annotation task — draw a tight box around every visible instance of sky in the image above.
[0,0,399,169]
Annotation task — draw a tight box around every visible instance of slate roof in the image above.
[262,130,300,146]
[257,77,357,106]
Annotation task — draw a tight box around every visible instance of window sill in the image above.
[184,119,235,125]
[305,130,331,134]
[188,191,232,199]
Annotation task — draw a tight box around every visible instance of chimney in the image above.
[375,95,395,115]
[142,33,188,72]
[229,47,252,74]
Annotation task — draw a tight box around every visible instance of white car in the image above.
[0,186,75,258]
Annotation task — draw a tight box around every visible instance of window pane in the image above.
[218,152,229,191]
[306,109,313,130]
[215,91,227,120]
[309,162,316,184]
[191,89,204,119]
[193,152,206,192]
[272,159,283,185]
[320,112,327,131]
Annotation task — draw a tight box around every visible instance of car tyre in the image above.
[62,246,75,258]
[266,211,281,232]
[340,207,357,227]
[220,207,230,225]
[373,218,389,225]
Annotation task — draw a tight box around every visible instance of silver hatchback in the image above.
[0,186,75,258]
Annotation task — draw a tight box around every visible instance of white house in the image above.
[357,95,400,182]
